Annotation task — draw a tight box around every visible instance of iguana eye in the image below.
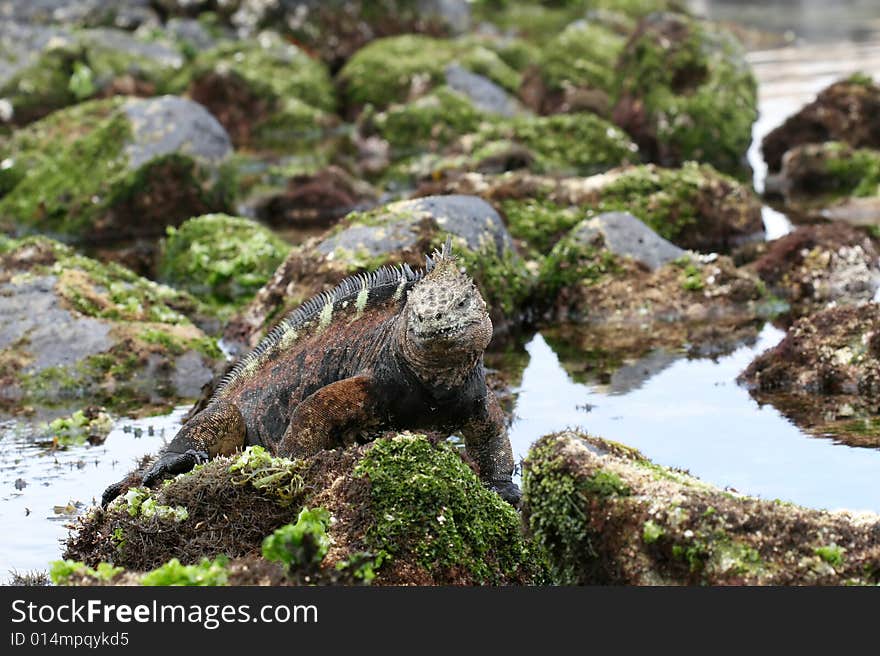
[457,299,466,308]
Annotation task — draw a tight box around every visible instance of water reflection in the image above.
[509,325,880,514]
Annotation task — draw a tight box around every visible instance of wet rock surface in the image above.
[740,303,880,447]
[0,236,222,416]
[523,432,880,585]
[751,223,880,314]
[762,75,880,174]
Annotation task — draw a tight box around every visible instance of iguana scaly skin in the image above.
[102,240,520,505]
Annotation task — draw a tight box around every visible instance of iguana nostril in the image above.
[434,313,442,320]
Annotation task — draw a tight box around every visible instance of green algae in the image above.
[159,214,290,306]
[354,434,541,584]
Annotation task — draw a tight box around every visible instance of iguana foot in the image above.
[489,479,522,507]
[100,449,210,507]
[142,449,210,487]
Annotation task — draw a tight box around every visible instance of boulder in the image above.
[739,303,880,447]
[0,95,233,242]
[172,32,336,150]
[762,74,880,174]
[523,431,880,585]
[0,236,222,416]
[612,13,758,176]
[751,223,880,314]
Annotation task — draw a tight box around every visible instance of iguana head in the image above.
[401,238,492,366]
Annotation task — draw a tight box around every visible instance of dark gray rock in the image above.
[0,22,72,88]
[445,63,522,118]
[570,211,686,271]
[0,275,112,372]
[81,27,184,77]
[317,195,514,259]
[163,17,225,51]
[122,95,233,168]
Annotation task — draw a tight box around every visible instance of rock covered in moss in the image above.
[0,95,232,241]
[739,303,880,447]
[172,0,471,68]
[521,19,625,116]
[612,13,757,175]
[173,31,336,150]
[0,1,157,29]
[64,435,542,585]
[158,214,290,307]
[542,226,766,343]
[768,141,880,202]
[0,26,185,126]
[762,73,880,174]
[425,163,763,253]
[0,236,222,415]
[751,224,880,314]
[392,112,638,182]
[339,34,520,114]
[224,194,530,349]
[523,431,880,585]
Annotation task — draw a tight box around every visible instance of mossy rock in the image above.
[523,431,880,585]
[523,20,625,115]
[374,86,490,156]
[390,112,638,182]
[613,13,757,176]
[159,213,291,307]
[64,435,543,585]
[0,235,222,415]
[762,73,880,174]
[0,27,185,126]
[739,303,880,448]
[588,162,763,251]
[773,141,880,201]
[339,34,520,113]
[0,95,233,242]
[170,32,336,151]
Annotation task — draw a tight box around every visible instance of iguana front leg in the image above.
[276,375,380,458]
[460,390,521,506]
[101,400,246,506]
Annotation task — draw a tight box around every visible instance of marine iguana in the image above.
[102,239,520,506]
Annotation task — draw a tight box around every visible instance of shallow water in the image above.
[0,408,185,577]
[509,326,880,515]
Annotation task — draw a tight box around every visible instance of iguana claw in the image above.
[142,449,210,486]
[490,479,522,507]
[101,449,210,507]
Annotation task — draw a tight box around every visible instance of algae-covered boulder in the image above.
[224,195,530,350]
[0,26,185,126]
[523,431,880,585]
[427,163,763,253]
[751,223,880,315]
[173,32,336,150]
[0,95,232,242]
[768,141,880,204]
[0,236,222,416]
[541,221,766,347]
[169,0,471,68]
[739,303,880,448]
[612,13,757,175]
[521,19,625,116]
[158,214,290,307]
[339,34,520,114]
[63,435,541,585]
[390,112,638,184]
[762,74,880,175]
